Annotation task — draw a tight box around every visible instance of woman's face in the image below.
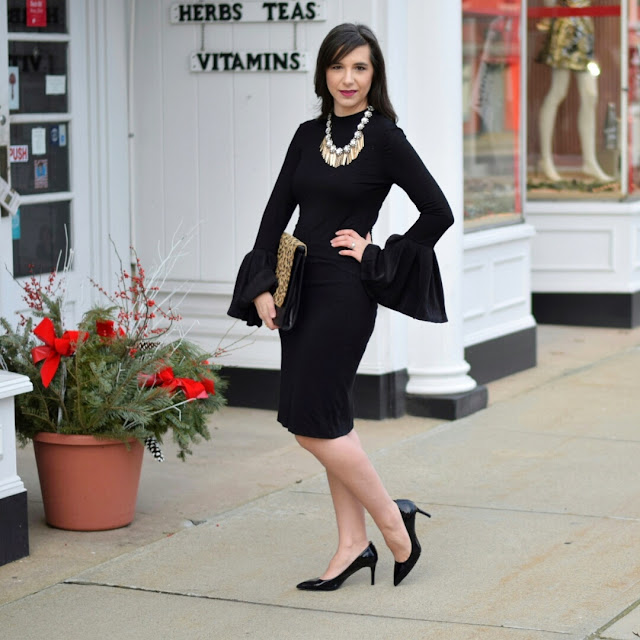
[325,44,373,117]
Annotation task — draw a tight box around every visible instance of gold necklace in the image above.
[320,106,374,168]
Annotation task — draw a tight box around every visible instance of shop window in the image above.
[527,0,624,198]
[463,0,524,231]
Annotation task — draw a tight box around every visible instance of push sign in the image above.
[9,145,29,163]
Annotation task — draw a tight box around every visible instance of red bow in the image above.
[96,319,125,338]
[138,366,214,400]
[31,318,88,387]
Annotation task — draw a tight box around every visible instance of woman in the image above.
[228,23,453,589]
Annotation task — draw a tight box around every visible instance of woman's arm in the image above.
[383,126,454,247]
[356,125,454,322]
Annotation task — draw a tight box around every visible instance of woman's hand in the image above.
[331,229,372,263]
[253,291,278,330]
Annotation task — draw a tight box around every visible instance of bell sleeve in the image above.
[360,126,454,322]
[227,126,302,327]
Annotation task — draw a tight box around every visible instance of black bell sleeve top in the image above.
[227,111,454,327]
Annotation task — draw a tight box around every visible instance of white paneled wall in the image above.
[528,201,640,293]
[463,224,536,348]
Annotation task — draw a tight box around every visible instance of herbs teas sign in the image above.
[172,2,324,73]
[171,2,326,23]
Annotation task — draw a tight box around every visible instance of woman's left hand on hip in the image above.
[331,229,372,263]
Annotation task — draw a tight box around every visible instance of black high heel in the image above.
[393,499,431,586]
[296,542,378,591]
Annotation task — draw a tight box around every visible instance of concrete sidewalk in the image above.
[1,325,640,639]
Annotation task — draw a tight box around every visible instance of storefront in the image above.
[17,2,640,421]
[526,0,640,327]
[19,0,639,561]
[0,0,549,431]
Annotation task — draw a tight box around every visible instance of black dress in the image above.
[228,110,454,439]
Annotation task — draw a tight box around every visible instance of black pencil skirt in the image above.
[277,257,377,439]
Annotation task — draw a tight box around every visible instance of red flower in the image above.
[96,319,125,339]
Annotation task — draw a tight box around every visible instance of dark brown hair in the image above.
[314,23,398,123]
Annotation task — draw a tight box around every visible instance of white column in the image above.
[78,0,131,292]
[406,0,477,396]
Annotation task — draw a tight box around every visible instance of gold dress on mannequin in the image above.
[537,0,594,71]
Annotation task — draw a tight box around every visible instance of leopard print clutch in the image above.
[273,232,307,330]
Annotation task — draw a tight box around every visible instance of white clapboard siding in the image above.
[132,2,167,266]
[161,5,201,279]
[198,24,235,281]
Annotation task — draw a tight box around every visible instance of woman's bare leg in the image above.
[320,431,369,579]
[296,430,411,578]
[321,468,369,579]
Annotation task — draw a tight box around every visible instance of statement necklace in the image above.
[320,106,374,168]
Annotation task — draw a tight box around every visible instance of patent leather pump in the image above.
[393,499,431,586]
[296,542,378,591]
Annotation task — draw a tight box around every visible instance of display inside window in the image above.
[8,0,67,34]
[462,0,524,230]
[527,0,622,198]
[9,123,69,195]
[12,201,71,277]
[8,41,68,114]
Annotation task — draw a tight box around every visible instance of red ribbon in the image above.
[31,318,88,387]
[96,319,125,338]
[138,366,215,400]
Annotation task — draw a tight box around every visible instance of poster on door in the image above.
[12,210,21,239]
[34,159,48,189]
[8,67,19,110]
[26,0,47,27]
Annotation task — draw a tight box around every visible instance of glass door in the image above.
[7,0,71,276]
[0,0,14,315]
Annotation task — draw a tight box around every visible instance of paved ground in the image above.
[1,324,640,639]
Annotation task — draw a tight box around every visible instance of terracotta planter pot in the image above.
[32,433,144,531]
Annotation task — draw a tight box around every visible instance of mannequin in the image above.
[537,0,612,182]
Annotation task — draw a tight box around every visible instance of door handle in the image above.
[0,146,7,182]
